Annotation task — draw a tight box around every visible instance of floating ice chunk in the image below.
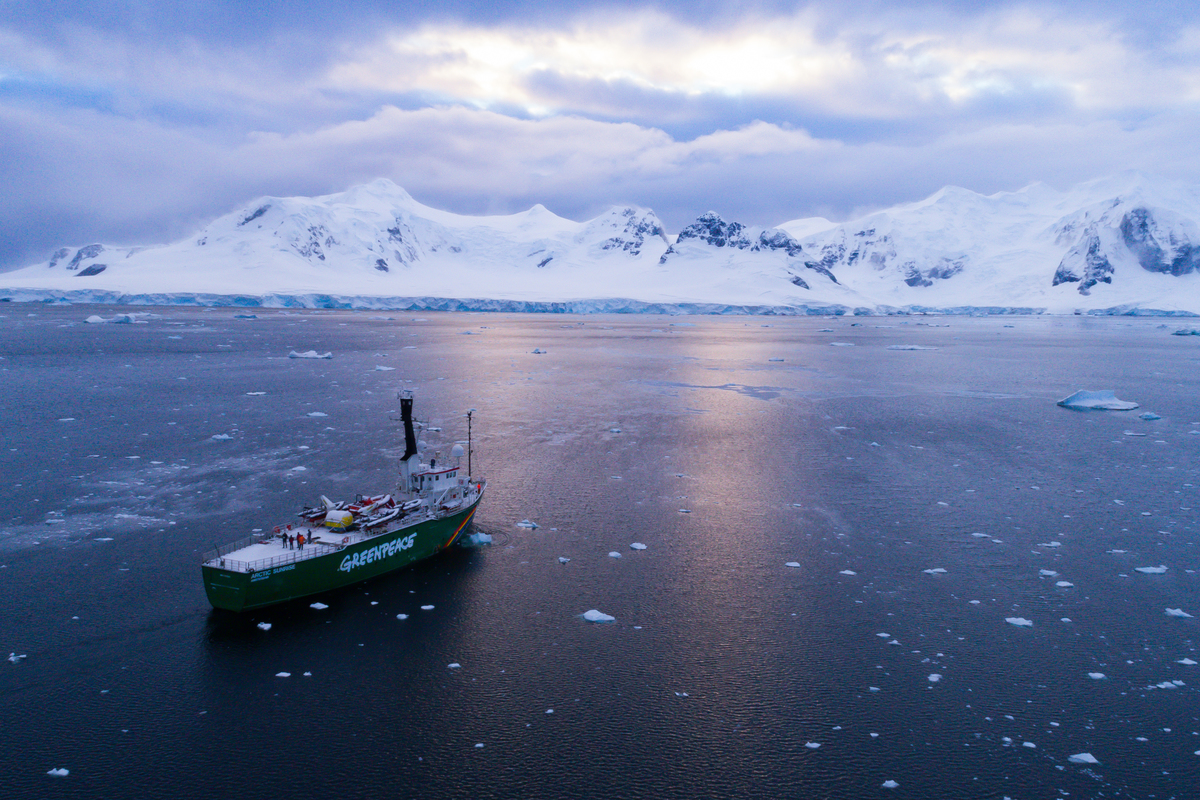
[1152,680,1182,689]
[85,315,106,323]
[830,342,854,347]
[678,508,691,513]
[276,672,291,678]
[257,622,272,631]
[928,673,942,683]
[785,562,801,568]
[1088,672,1106,679]
[1069,752,1099,764]
[374,365,395,371]
[630,542,647,550]
[515,519,539,529]
[609,427,621,433]
[532,348,547,354]
[288,350,332,359]
[306,411,328,417]
[1139,412,1162,420]
[768,357,784,362]
[609,551,622,558]
[57,417,75,422]
[876,633,890,638]
[420,605,434,610]
[1006,617,1034,627]
[246,391,266,396]
[1023,741,1037,748]
[1177,658,1198,665]
[1038,541,1062,548]
[310,602,328,610]
[923,568,948,575]
[8,652,26,663]
[463,532,492,546]
[1056,581,1074,588]
[887,345,938,351]
[804,742,821,749]
[1057,390,1138,410]
[448,663,461,669]
[558,557,571,564]
[972,533,990,538]
[583,609,615,623]
[396,614,408,620]
[882,780,899,789]
[1040,569,1059,576]
[545,708,554,713]
[839,569,857,576]
[289,466,307,472]
[1166,608,1193,618]
[47,768,69,777]
[1136,566,1168,574]
[210,433,233,441]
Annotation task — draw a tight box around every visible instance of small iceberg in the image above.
[1166,608,1194,618]
[630,542,647,550]
[257,622,272,631]
[306,411,328,417]
[47,768,69,777]
[882,780,899,789]
[785,562,801,568]
[8,652,26,663]
[447,663,461,669]
[420,605,434,610]
[923,567,948,575]
[1088,672,1106,679]
[558,557,571,564]
[374,365,395,371]
[309,602,328,610]
[927,673,942,683]
[804,742,821,749]
[288,350,333,359]
[396,613,408,620]
[583,609,615,623]
[532,348,547,354]
[1139,412,1162,420]
[463,532,492,546]
[276,672,291,678]
[210,433,233,441]
[1006,617,1034,627]
[1136,565,1168,574]
[1057,390,1138,410]
[608,551,622,559]
[839,569,857,575]
[1068,752,1099,765]
[1171,328,1200,336]
[515,519,539,529]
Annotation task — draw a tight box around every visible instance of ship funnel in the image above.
[400,391,418,462]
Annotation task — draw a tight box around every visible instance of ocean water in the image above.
[1,306,1199,799]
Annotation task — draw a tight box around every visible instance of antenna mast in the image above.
[466,409,473,478]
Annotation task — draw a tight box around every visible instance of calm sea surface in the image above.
[1,306,1199,799]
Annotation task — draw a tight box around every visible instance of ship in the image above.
[201,392,485,611]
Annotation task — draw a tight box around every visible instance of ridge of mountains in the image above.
[5,172,1200,315]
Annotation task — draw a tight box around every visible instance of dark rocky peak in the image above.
[594,207,669,256]
[676,212,753,249]
[1119,206,1200,276]
[48,248,72,268]
[67,244,105,270]
[238,204,270,227]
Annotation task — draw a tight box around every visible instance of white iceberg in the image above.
[1057,390,1138,411]
[210,433,233,441]
[804,742,821,749]
[1068,752,1099,764]
[463,532,492,546]
[8,652,26,663]
[448,663,461,669]
[396,613,408,620]
[1135,565,1168,574]
[1166,608,1194,618]
[421,605,434,610]
[1006,617,1034,627]
[289,350,333,359]
[583,609,615,623]
[1178,658,1198,665]
[47,768,69,777]
[276,672,291,677]
[630,542,647,550]
[839,570,857,576]
[374,365,395,371]
[882,780,899,789]
[1088,672,1106,679]
[558,557,571,564]
[928,673,942,683]
[608,551,622,558]
[785,562,801,568]
[923,568,948,574]
[257,622,272,631]
[515,519,539,529]
[309,602,328,610]
[306,411,328,417]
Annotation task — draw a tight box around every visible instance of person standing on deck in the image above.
[297,533,305,551]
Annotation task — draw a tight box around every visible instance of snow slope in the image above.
[6,173,1200,314]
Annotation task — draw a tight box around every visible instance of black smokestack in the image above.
[401,394,418,461]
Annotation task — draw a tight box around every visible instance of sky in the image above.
[3,0,1200,270]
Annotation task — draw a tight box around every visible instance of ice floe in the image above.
[830,342,854,347]
[1135,565,1168,574]
[882,780,899,789]
[558,557,571,564]
[210,433,233,441]
[420,605,434,610]
[609,551,622,558]
[276,672,291,678]
[1068,752,1099,764]
[1006,617,1034,627]
[257,622,272,631]
[1088,672,1106,679]
[8,652,26,663]
[515,519,539,529]
[47,768,69,777]
[306,411,328,417]
[785,562,801,568]
[1166,608,1193,618]
[583,609,615,623]
[923,568,948,574]
[804,742,821,749]
[1057,390,1138,410]
[839,569,857,576]
[374,365,395,371]
[448,663,461,669]
[630,542,647,550]
[396,614,408,620]
[887,345,938,350]
[1178,658,1198,665]
[463,532,492,546]
[1139,412,1162,420]
[928,673,942,683]
[288,350,332,359]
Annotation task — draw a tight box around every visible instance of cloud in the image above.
[3,2,1200,269]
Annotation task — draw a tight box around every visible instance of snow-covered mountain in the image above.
[6,172,1200,314]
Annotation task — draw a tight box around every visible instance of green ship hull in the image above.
[202,500,480,612]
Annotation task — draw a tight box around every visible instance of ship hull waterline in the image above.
[202,502,479,612]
